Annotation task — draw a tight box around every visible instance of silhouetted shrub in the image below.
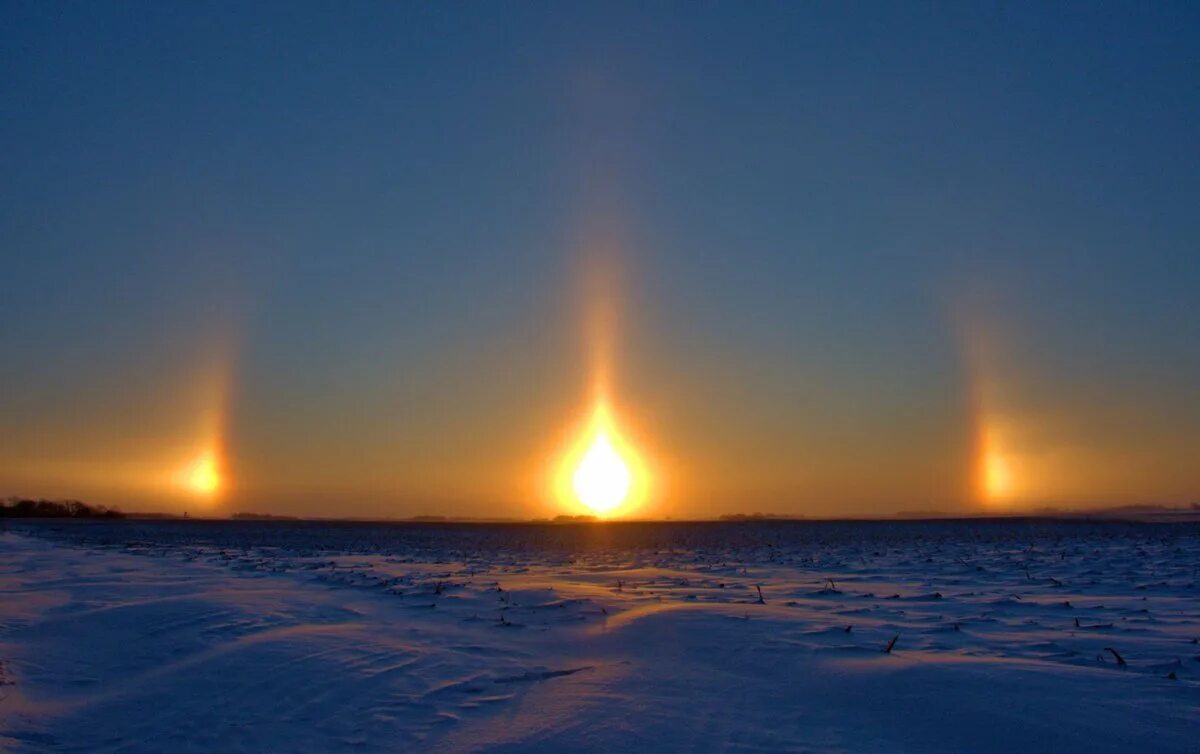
[0,497,124,519]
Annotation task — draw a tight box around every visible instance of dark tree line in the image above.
[1,497,124,519]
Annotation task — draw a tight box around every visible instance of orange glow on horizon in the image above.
[973,396,1021,505]
[171,334,235,504]
[956,305,1023,508]
[982,442,1014,501]
[178,447,223,498]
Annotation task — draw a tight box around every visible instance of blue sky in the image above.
[3,2,1198,516]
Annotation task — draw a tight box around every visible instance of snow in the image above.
[2,520,1198,752]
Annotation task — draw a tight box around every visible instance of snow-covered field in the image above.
[1,519,1197,752]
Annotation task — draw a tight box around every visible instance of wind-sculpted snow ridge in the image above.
[2,520,1198,752]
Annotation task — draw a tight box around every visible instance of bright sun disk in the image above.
[572,431,632,514]
[556,400,646,517]
[182,451,221,496]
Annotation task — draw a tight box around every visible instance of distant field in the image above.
[3,519,1198,752]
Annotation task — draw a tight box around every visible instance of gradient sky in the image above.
[3,2,1198,518]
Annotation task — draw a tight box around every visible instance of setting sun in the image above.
[180,450,221,497]
[556,401,648,517]
[573,431,632,513]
